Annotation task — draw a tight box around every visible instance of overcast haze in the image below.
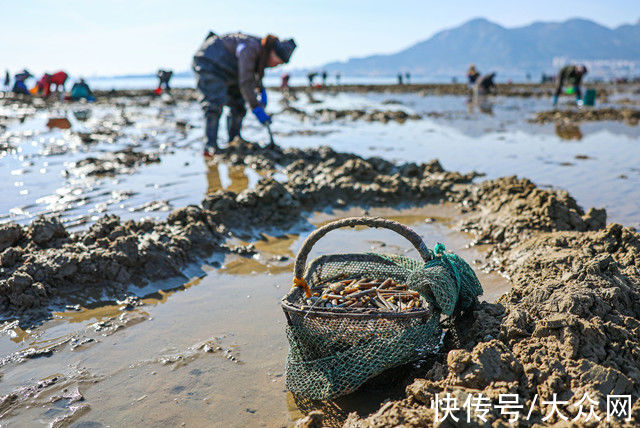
[2,0,639,76]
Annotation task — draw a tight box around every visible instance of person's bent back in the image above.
[553,64,587,107]
[192,32,296,156]
[474,72,496,96]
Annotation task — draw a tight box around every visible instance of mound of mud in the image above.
[279,106,421,124]
[287,83,633,98]
[66,147,160,177]
[459,176,606,251]
[0,211,224,320]
[342,180,640,426]
[1,140,481,320]
[314,108,421,123]
[532,108,640,125]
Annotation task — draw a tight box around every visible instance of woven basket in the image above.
[281,217,443,400]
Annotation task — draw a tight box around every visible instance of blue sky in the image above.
[2,0,638,76]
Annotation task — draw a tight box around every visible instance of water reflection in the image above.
[466,95,494,115]
[555,122,583,141]
[72,108,92,122]
[206,160,261,196]
[220,233,299,275]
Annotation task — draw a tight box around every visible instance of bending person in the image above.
[12,70,32,95]
[157,69,173,91]
[553,64,587,107]
[70,78,94,101]
[474,72,496,96]
[193,32,296,156]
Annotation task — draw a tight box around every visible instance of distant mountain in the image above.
[321,18,640,78]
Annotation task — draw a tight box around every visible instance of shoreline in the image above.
[2,82,639,100]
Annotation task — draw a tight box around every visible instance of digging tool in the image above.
[265,122,276,149]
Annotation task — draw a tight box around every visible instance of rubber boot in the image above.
[204,108,222,154]
[226,111,244,143]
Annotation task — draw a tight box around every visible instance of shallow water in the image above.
[1,89,639,232]
[0,207,508,426]
[279,90,640,229]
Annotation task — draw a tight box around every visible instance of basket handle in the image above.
[293,217,432,297]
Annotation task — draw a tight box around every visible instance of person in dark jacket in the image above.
[553,64,587,107]
[474,72,496,96]
[157,69,173,92]
[307,72,317,87]
[467,64,480,86]
[193,32,296,155]
[12,70,32,95]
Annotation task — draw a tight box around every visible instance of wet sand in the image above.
[0,207,509,426]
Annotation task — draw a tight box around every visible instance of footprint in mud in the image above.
[170,385,186,394]
[153,336,239,370]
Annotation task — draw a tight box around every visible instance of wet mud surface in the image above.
[0,206,508,426]
[66,148,160,177]
[2,141,639,425]
[1,84,640,426]
[0,139,482,319]
[344,178,640,426]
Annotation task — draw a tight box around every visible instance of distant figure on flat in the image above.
[193,32,296,156]
[553,64,587,107]
[405,72,411,84]
[69,78,94,101]
[397,73,403,85]
[335,72,341,85]
[3,70,9,89]
[280,73,290,91]
[307,72,317,87]
[157,69,173,92]
[280,72,295,102]
[467,64,480,86]
[12,70,32,95]
[34,71,68,97]
[321,71,327,86]
[474,72,496,96]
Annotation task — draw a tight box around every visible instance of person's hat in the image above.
[274,38,296,63]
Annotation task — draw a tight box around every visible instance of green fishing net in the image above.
[281,244,482,400]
